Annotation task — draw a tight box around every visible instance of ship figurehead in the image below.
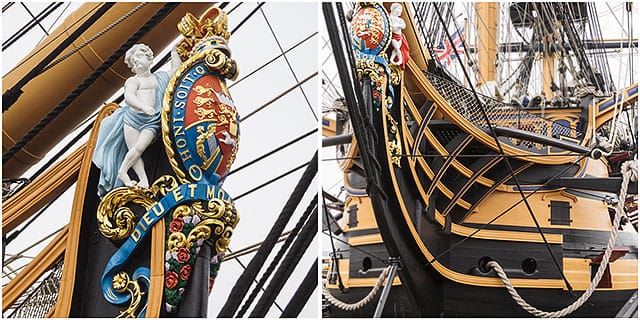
[350,2,409,111]
[350,2,404,166]
[95,6,240,317]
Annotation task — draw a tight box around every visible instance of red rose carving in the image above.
[176,247,191,263]
[165,271,179,289]
[179,264,192,280]
[169,218,184,233]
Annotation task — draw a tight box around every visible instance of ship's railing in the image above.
[425,72,582,140]
[4,260,63,318]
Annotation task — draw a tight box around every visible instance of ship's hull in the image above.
[440,284,636,317]
[347,73,637,318]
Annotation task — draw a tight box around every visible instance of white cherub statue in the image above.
[389,3,408,67]
[93,44,181,196]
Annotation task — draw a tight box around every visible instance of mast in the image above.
[538,3,558,100]
[542,33,555,99]
[475,2,497,88]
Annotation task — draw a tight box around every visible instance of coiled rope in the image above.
[489,160,637,318]
[322,265,392,311]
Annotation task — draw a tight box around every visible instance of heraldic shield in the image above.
[54,6,241,318]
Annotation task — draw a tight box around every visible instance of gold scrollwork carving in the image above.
[150,175,178,197]
[172,198,240,253]
[355,57,384,83]
[166,198,238,254]
[172,204,194,220]
[205,50,238,80]
[389,64,402,86]
[196,198,239,252]
[386,112,402,167]
[167,232,188,252]
[98,175,178,241]
[97,188,155,241]
[186,225,212,249]
[112,272,145,318]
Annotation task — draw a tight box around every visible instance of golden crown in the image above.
[176,7,231,61]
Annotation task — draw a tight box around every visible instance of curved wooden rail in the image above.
[2,144,85,234]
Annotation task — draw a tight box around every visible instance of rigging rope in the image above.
[228,128,315,176]
[489,160,637,318]
[36,2,71,45]
[226,248,284,312]
[3,4,104,76]
[234,161,311,201]
[40,3,148,73]
[20,3,51,36]
[281,260,318,317]
[236,198,317,317]
[322,265,392,311]
[218,151,317,317]
[248,208,318,317]
[2,3,114,112]
[230,2,264,34]
[240,72,318,122]
[260,7,317,121]
[322,190,347,292]
[230,32,317,89]
[2,3,62,51]
[2,2,14,13]
[595,14,631,158]
[2,3,178,163]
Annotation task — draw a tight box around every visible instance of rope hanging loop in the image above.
[489,159,637,318]
[323,265,392,311]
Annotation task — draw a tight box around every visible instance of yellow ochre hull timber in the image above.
[2,144,85,234]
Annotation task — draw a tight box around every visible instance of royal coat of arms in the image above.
[163,7,239,186]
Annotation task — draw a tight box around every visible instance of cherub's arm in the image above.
[393,16,406,30]
[124,77,154,114]
[169,46,182,75]
[398,19,406,29]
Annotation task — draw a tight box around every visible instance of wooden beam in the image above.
[2,144,85,234]
[54,103,117,317]
[542,34,555,99]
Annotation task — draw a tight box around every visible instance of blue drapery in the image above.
[93,71,170,197]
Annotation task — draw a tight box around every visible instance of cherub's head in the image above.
[390,3,402,16]
[125,44,154,73]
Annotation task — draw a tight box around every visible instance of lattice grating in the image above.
[7,260,63,318]
[425,72,581,140]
